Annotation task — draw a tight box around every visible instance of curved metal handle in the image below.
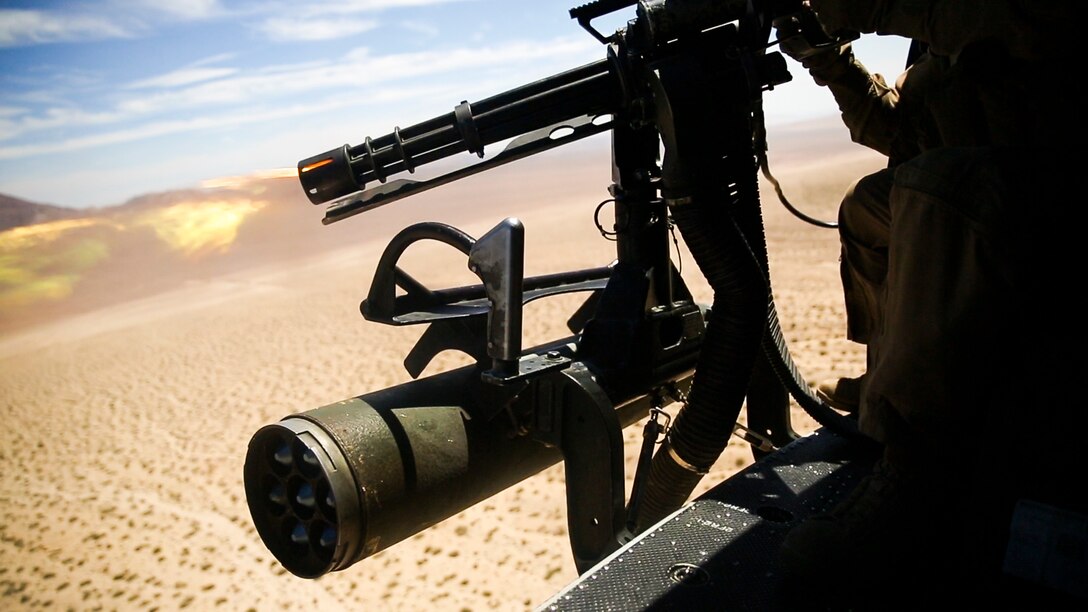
[362,222,475,321]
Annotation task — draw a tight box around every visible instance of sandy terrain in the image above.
[0,136,884,610]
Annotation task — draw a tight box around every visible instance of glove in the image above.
[802,42,857,86]
[775,6,833,60]
[774,8,857,86]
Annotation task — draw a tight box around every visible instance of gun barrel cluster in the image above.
[295,0,790,209]
[297,59,617,206]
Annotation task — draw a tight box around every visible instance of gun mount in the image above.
[244,0,871,587]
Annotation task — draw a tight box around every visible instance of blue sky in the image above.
[0,0,910,209]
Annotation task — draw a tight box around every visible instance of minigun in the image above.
[243,0,862,581]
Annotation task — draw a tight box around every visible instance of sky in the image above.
[0,0,911,209]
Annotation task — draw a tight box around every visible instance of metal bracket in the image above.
[531,363,626,573]
[468,218,525,382]
[569,0,636,44]
[359,219,613,378]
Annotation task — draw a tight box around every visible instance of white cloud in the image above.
[0,9,134,47]
[0,107,122,141]
[293,0,466,18]
[252,0,467,41]
[0,81,457,160]
[191,52,237,67]
[399,20,439,38]
[1,36,600,156]
[0,1,232,48]
[124,53,239,90]
[0,1,465,48]
[258,17,378,42]
[0,108,271,159]
[119,0,223,20]
[121,36,594,118]
[128,67,239,89]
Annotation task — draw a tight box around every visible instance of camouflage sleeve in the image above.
[806,43,901,156]
[808,0,1070,59]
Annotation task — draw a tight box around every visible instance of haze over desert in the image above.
[1,124,884,610]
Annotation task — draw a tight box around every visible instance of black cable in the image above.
[757,148,838,229]
[752,105,839,230]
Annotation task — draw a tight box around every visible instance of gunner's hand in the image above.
[774,4,856,84]
[774,3,855,60]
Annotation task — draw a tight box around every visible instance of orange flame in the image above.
[135,199,267,258]
[0,219,113,310]
[0,218,105,252]
[200,167,298,190]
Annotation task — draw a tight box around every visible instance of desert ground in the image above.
[0,129,884,610]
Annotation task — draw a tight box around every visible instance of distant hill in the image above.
[0,193,81,232]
